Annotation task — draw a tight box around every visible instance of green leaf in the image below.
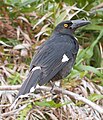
[35,100,71,108]
[88,93,103,102]
[85,24,103,31]
[76,30,103,64]
[75,64,103,78]
[8,72,21,85]
[55,11,67,26]
[86,29,103,57]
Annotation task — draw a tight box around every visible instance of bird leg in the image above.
[50,80,61,94]
[49,80,62,103]
[50,81,56,95]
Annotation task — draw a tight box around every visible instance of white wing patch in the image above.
[74,37,78,40]
[32,66,41,71]
[62,54,69,62]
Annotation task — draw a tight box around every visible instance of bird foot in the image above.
[49,81,56,95]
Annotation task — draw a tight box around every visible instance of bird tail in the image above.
[15,69,41,99]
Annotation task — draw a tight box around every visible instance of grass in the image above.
[0,0,103,119]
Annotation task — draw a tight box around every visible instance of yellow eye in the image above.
[64,24,68,28]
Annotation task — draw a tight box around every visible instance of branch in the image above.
[0,85,21,90]
[1,104,28,117]
[0,85,103,114]
[36,86,103,114]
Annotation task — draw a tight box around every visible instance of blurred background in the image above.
[0,0,103,119]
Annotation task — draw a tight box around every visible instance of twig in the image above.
[10,93,52,110]
[0,85,21,90]
[1,104,28,117]
[35,86,103,114]
[0,85,103,114]
[0,104,10,107]
[91,2,103,10]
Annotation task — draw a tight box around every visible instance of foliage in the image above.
[0,0,103,119]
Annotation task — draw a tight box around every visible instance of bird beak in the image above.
[71,19,90,30]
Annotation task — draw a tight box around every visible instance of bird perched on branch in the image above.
[16,19,90,99]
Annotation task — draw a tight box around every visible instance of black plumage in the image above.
[16,19,90,98]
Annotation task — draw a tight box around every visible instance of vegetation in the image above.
[0,0,103,119]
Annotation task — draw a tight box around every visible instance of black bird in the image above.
[16,19,90,98]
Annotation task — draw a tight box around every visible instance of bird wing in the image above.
[30,41,75,85]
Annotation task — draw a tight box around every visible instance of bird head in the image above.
[55,19,90,35]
